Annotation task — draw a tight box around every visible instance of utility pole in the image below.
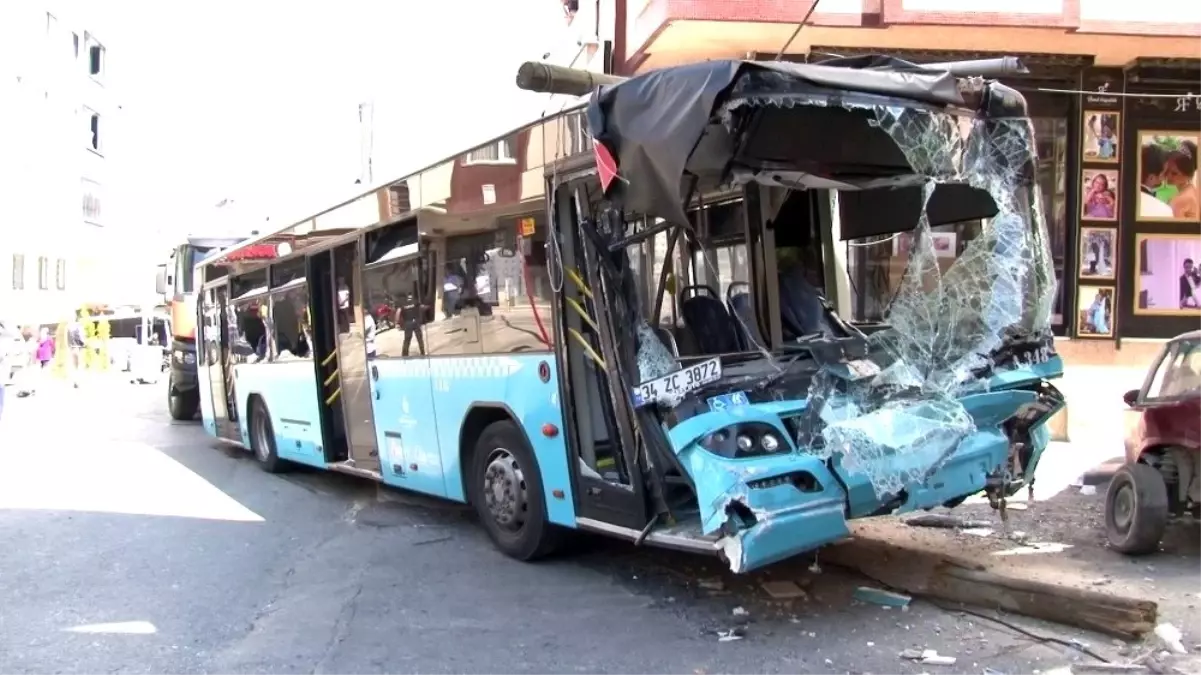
[357,101,374,186]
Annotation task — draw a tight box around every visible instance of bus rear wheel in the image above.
[168,379,198,421]
[249,398,287,474]
[470,420,560,561]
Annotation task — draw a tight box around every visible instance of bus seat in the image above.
[679,285,740,355]
[651,325,680,357]
[778,270,832,340]
[727,290,765,350]
[670,323,700,357]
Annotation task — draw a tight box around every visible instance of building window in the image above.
[38,257,50,290]
[82,179,102,224]
[564,112,590,156]
[85,110,101,153]
[11,255,25,290]
[55,259,67,290]
[85,33,105,78]
[462,139,516,166]
[72,33,80,59]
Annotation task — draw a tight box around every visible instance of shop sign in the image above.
[1173,94,1200,113]
[518,217,536,237]
[1086,81,1119,107]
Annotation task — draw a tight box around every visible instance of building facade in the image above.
[0,1,115,325]
[597,0,1201,363]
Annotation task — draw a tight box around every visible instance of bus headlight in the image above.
[701,422,790,459]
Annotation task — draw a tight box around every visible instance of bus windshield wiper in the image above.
[755,352,808,391]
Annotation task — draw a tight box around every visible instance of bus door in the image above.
[205,284,239,440]
[330,242,380,473]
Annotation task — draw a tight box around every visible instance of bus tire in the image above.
[470,420,561,561]
[168,380,198,421]
[248,397,288,474]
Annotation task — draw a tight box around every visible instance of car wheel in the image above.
[249,397,287,474]
[1105,462,1168,555]
[469,420,561,561]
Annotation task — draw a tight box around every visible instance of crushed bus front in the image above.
[660,357,1064,572]
[566,55,1066,572]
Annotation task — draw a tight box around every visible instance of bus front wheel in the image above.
[168,379,199,421]
[470,420,561,561]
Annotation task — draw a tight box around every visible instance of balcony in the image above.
[623,0,1201,72]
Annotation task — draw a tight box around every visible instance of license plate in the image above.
[845,358,881,380]
[632,356,723,408]
[707,390,750,412]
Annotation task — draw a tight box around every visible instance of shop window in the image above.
[55,258,67,290]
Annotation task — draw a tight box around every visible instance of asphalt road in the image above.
[0,381,1155,674]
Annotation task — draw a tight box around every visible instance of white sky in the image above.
[96,1,571,236]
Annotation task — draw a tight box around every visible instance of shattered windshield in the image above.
[624,99,1056,499]
[794,103,1055,500]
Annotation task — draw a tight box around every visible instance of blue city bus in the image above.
[195,56,1066,572]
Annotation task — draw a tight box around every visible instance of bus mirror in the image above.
[155,266,167,295]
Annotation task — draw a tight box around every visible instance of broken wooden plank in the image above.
[823,536,1157,639]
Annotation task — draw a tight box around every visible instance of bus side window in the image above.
[481,246,552,354]
[363,260,426,359]
[270,284,312,361]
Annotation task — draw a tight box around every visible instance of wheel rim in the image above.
[1112,481,1135,533]
[253,410,271,461]
[482,447,528,532]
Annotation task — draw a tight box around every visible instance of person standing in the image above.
[36,327,54,380]
[442,265,464,320]
[66,316,86,388]
[398,292,426,357]
[0,324,13,424]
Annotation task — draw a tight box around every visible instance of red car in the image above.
[1107,330,1201,554]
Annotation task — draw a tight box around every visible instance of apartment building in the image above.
[0,2,115,325]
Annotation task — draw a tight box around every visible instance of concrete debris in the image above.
[905,514,994,529]
[1071,664,1149,673]
[854,586,912,608]
[963,527,996,537]
[717,628,744,642]
[1006,502,1029,510]
[901,649,957,666]
[1079,485,1097,496]
[731,606,749,617]
[760,580,807,600]
[1153,623,1186,654]
[697,577,725,592]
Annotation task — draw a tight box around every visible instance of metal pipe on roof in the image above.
[515,62,625,96]
[515,57,1029,99]
[915,57,1028,78]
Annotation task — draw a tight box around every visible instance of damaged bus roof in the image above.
[585,55,1031,239]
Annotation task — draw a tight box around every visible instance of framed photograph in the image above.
[1136,131,1200,222]
[1133,233,1201,316]
[1079,227,1117,280]
[1081,168,1120,221]
[1076,285,1116,338]
[1082,111,1120,163]
[891,231,957,258]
